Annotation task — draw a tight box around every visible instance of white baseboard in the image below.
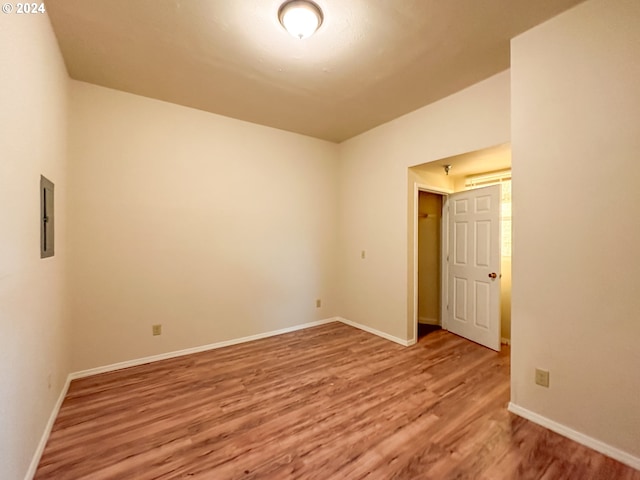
[71,316,414,380]
[28,316,412,478]
[508,402,640,470]
[337,317,411,347]
[24,375,72,480]
[418,317,440,325]
[29,324,639,478]
[70,318,338,380]
[501,337,511,345]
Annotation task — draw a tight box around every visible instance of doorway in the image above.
[409,143,512,348]
[417,191,443,339]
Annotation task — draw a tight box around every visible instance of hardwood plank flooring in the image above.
[35,323,639,479]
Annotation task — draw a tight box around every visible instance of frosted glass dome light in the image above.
[278,1,323,39]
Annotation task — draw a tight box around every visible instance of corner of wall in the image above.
[0,11,72,480]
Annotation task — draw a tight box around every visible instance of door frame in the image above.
[411,183,453,344]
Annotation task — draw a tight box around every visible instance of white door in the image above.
[447,185,501,351]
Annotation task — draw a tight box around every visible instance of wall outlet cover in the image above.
[535,368,550,387]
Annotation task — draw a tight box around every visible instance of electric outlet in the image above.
[316,299,322,308]
[535,368,550,387]
[152,324,162,336]
[361,250,366,259]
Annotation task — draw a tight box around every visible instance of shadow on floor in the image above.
[418,323,442,339]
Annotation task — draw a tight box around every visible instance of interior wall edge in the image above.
[337,317,413,347]
[23,376,72,480]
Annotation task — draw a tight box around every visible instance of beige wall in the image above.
[68,81,340,371]
[339,71,510,341]
[6,0,637,473]
[417,192,442,324]
[511,0,640,459]
[500,257,511,340]
[0,13,70,480]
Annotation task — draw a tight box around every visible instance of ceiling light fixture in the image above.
[278,0,324,39]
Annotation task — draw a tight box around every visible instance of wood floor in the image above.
[36,323,639,479]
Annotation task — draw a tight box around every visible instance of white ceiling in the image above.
[45,0,584,143]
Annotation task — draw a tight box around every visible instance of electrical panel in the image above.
[40,175,54,258]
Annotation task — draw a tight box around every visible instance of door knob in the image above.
[488,272,497,279]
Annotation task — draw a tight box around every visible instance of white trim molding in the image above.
[501,337,511,345]
[25,376,72,480]
[27,316,414,478]
[71,318,338,380]
[337,317,412,347]
[419,317,440,325]
[508,402,640,471]
[70,316,414,381]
